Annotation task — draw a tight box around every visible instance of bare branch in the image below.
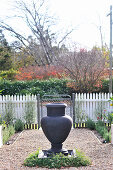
[0,0,76,66]
[0,21,27,46]
[58,29,74,47]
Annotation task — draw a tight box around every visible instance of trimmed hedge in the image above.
[0,78,71,97]
[24,149,91,168]
[0,78,112,96]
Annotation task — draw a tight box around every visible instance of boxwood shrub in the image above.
[24,149,91,168]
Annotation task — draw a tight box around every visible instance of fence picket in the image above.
[87,93,89,100]
[78,93,81,100]
[84,93,86,100]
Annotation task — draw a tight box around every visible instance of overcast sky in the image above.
[0,0,113,49]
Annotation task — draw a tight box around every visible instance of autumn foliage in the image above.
[57,48,107,92]
[15,65,64,81]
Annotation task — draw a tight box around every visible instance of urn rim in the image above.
[46,103,67,108]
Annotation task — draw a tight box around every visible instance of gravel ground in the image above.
[0,128,113,170]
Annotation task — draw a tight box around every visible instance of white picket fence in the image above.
[0,93,113,123]
[0,95,38,123]
[74,93,113,122]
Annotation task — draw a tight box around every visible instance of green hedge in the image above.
[0,78,71,97]
[0,78,112,96]
[100,79,109,93]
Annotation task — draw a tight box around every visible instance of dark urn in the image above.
[41,103,72,156]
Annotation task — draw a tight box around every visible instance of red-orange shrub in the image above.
[15,65,64,81]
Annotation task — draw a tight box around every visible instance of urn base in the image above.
[47,143,68,156]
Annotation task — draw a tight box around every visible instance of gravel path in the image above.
[0,128,113,170]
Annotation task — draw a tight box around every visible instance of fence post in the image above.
[37,94,41,129]
[72,93,75,128]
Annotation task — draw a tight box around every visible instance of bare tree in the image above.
[57,48,107,92]
[0,0,74,66]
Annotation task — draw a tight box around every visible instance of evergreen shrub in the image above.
[14,119,24,132]
[85,119,95,130]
